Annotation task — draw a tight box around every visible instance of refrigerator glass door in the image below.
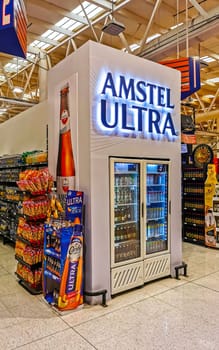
[145,162,169,255]
[113,161,141,264]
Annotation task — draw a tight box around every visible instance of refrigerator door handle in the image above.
[169,200,171,215]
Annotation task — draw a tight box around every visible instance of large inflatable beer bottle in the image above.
[56,84,75,194]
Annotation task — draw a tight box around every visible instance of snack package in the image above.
[17,168,54,195]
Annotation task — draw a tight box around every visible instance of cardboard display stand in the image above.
[43,190,84,311]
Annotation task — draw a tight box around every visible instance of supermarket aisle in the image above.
[1,242,219,349]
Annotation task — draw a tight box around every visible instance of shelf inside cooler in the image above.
[115,203,137,206]
[114,239,140,263]
[114,220,137,226]
[146,239,167,254]
[114,171,138,175]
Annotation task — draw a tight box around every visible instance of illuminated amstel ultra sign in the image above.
[94,71,179,141]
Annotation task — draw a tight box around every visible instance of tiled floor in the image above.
[1,241,219,349]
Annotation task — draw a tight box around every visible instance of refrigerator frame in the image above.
[110,157,171,296]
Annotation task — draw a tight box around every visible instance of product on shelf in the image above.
[17,168,53,195]
[16,263,42,288]
[22,151,48,165]
[0,154,23,168]
[47,189,64,220]
[15,240,42,265]
[22,197,49,219]
[17,217,44,246]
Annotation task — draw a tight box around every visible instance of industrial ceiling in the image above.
[0,0,218,144]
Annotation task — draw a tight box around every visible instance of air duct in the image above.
[0,97,37,107]
[138,6,219,60]
[196,109,219,123]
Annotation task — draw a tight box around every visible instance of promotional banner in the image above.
[56,84,76,195]
[205,164,217,247]
[58,226,83,311]
[43,191,84,311]
[160,57,200,100]
[65,190,84,224]
[43,224,84,311]
[0,0,27,58]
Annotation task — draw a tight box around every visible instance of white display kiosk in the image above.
[48,41,182,301]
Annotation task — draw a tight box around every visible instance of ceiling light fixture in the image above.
[102,1,125,35]
[13,87,24,94]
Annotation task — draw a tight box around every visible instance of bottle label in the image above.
[66,238,82,295]
[57,176,75,194]
[60,109,70,134]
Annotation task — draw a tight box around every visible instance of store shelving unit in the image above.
[0,152,50,294]
[0,154,47,245]
[182,165,206,245]
[15,164,51,294]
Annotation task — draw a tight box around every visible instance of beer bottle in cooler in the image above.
[56,84,75,194]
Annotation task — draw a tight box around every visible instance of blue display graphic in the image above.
[94,71,179,141]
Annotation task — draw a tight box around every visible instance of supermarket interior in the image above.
[0,1,219,349]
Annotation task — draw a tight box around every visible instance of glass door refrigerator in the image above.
[110,158,171,295]
[143,161,170,283]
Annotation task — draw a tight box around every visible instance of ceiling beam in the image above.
[27,0,88,24]
[138,0,163,54]
[188,0,209,18]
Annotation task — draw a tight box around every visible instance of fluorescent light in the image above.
[4,62,21,73]
[170,22,183,30]
[42,30,53,38]
[206,77,219,84]
[200,56,216,63]
[202,94,215,99]
[30,40,51,50]
[130,43,140,51]
[146,33,161,43]
[13,87,23,93]
[42,30,64,41]
[0,75,6,82]
[56,17,69,27]
[122,43,140,52]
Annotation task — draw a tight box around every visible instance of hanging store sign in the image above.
[0,0,27,58]
[160,57,200,100]
[94,71,178,142]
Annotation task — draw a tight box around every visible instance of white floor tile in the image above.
[0,241,219,349]
[17,328,96,350]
